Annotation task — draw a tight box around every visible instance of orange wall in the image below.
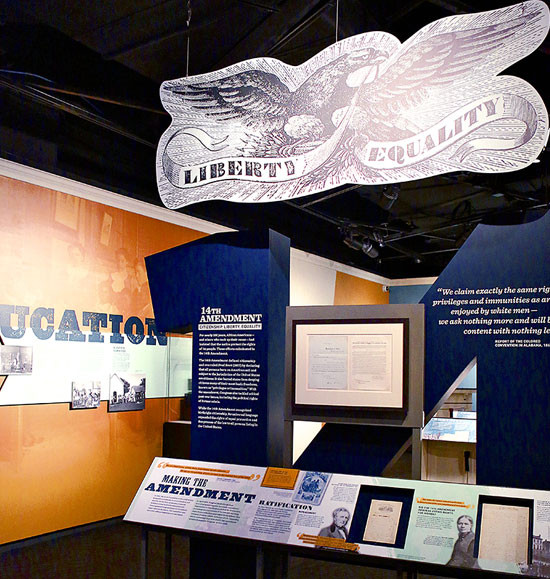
[333,270,389,305]
[0,397,184,544]
[0,175,206,320]
[1,400,156,543]
[0,176,204,544]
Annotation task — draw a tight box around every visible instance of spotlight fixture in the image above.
[343,234,363,252]
[343,231,379,259]
[361,238,379,259]
[372,230,385,247]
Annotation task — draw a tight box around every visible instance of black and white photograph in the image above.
[0,345,33,375]
[447,514,479,569]
[70,381,102,410]
[318,507,351,541]
[108,372,146,412]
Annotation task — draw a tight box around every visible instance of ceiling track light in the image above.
[361,238,379,259]
[343,231,379,259]
[343,234,362,251]
[380,238,424,264]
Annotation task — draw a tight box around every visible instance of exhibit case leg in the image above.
[262,545,288,579]
[411,428,422,480]
[140,526,148,579]
[164,531,172,579]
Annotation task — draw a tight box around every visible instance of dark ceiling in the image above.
[1,0,549,279]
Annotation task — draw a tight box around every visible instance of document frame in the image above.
[294,319,407,408]
[474,494,534,566]
[285,305,425,424]
[348,484,415,549]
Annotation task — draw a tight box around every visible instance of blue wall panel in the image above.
[146,229,290,466]
[421,211,550,490]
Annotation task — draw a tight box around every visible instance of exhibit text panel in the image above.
[126,458,550,576]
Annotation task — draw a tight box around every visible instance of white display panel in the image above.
[0,335,166,405]
[168,334,192,397]
[0,333,193,405]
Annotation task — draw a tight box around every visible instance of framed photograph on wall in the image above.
[70,380,102,409]
[108,372,146,412]
[0,345,33,375]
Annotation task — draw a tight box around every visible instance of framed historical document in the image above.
[363,499,403,545]
[478,502,531,564]
[294,320,406,409]
[285,305,424,425]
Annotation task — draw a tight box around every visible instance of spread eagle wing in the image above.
[357,10,539,141]
[167,69,292,133]
[165,49,390,137]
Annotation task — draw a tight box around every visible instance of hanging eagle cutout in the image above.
[157,1,549,209]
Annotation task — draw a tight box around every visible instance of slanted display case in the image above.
[126,457,550,577]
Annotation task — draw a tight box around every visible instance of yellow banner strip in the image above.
[157,462,260,480]
[297,533,359,552]
[417,498,473,508]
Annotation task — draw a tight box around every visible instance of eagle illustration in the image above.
[168,48,387,152]
[157,1,548,208]
[164,6,538,157]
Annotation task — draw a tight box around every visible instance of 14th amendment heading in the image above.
[198,307,263,331]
